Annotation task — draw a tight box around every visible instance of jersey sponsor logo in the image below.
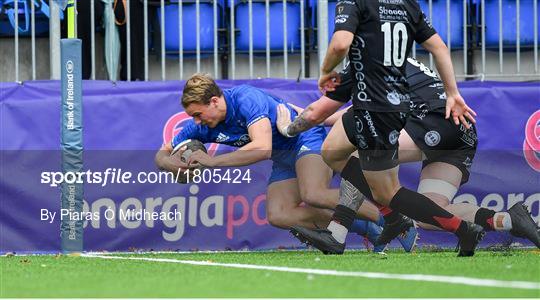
[429,83,444,89]
[379,0,404,4]
[408,58,439,79]
[384,75,407,83]
[337,0,355,5]
[386,90,410,105]
[389,130,399,145]
[459,123,477,147]
[379,6,408,16]
[363,111,379,138]
[523,110,540,172]
[350,35,371,103]
[163,112,220,152]
[379,6,409,22]
[424,130,441,147]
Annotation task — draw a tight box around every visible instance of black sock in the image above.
[389,187,466,234]
[341,157,400,224]
[333,205,356,230]
[474,208,496,231]
[341,157,374,200]
[382,210,401,224]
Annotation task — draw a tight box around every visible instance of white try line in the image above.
[82,254,540,290]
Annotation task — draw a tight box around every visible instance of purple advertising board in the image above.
[0,79,539,253]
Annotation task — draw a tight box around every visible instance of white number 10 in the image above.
[381,22,408,67]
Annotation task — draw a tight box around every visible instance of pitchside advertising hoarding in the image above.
[0,80,538,252]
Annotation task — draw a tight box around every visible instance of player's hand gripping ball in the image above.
[171,139,207,183]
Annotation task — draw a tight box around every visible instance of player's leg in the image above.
[405,116,540,247]
[295,153,337,210]
[320,111,382,223]
[326,110,483,256]
[294,126,388,252]
[321,114,358,172]
[292,111,417,253]
[266,178,332,229]
[414,161,475,230]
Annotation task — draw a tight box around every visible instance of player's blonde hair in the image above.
[181,73,223,108]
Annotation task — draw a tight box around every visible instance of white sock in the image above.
[493,212,512,231]
[327,221,348,244]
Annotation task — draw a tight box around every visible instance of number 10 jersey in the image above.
[333,0,437,112]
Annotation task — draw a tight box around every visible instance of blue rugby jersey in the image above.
[171,85,299,153]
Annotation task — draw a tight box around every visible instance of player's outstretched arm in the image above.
[421,34,477,128]
[188,118,273,167]
[277,97,345,137]
[323,105,350,126]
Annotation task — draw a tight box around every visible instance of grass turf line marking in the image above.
[82,254,540,290]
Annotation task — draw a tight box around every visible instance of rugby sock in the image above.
[493,212,512,231]
[340,157,401,224]
[327,221,348,244]
[372,201,401,224]
[327,205,357,243]
[474,208,496,231]
[376,214,385,227]
[350,219,369,236]
[389,187,469,236]
[341,157,374,200]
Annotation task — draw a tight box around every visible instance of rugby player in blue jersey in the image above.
[155,73,417,252]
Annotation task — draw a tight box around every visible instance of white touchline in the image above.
[82,254,540,290]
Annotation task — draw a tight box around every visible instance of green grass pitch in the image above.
[1,249,539,298]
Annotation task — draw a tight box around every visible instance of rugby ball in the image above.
[171,139,207,163]
[171,139,207,184]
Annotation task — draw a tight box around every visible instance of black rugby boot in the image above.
[457,221,485,257]
[508,203,540,248]
[290,226,345,255]
[375,214,414,246]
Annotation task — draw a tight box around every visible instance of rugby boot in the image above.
[375,214,415,247]
[507,203,540,248]
[290,226,345,255]
[366,222,388,253]
[396,224,419,252]
[457,221,485,257]
[350,220,387,253]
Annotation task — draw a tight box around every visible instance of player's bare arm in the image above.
[277,97,345,137]
[188,118,272,167]
[319,31,353,92]
[421,34,477,128]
